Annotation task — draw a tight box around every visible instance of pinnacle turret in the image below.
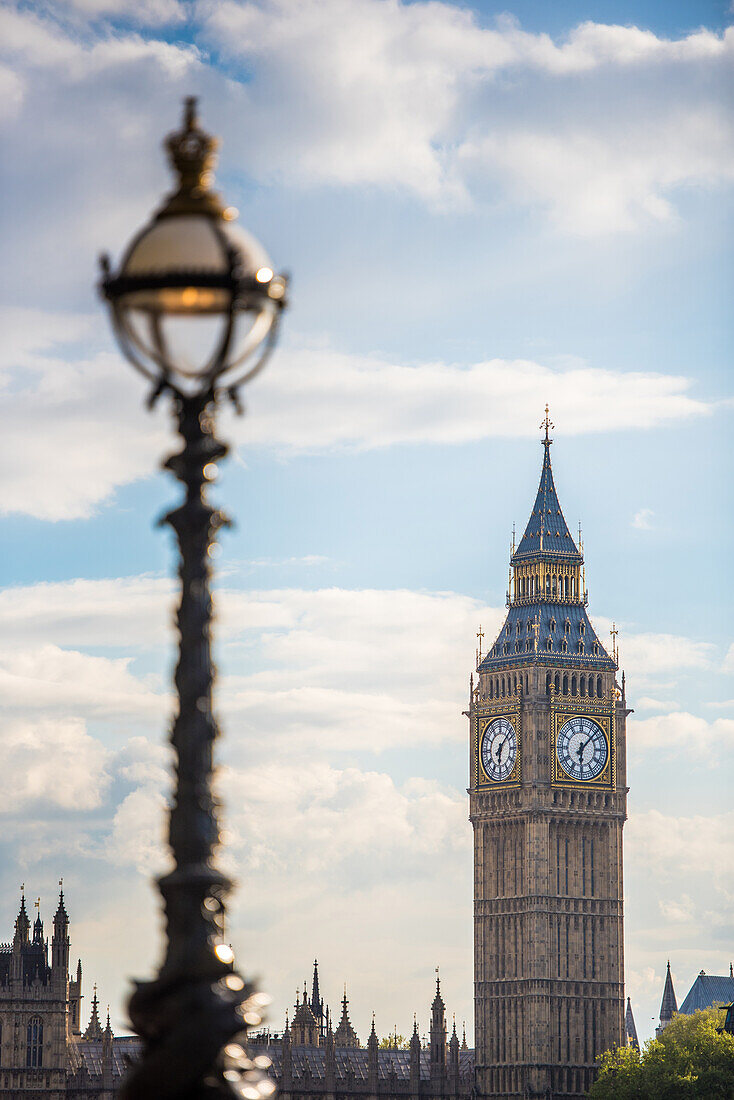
[334,984,361,1048]
[84,985,104,1040]
[14,891,30,946]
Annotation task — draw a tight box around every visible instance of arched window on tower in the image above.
[554,672,561,693]
[545,673,551,694]
[577,640,584,654]
[488,679,493,699]
[571,674,577,696]
[27,1017,43,1068]
[546,637,553,651]
[580,677,587,698]
[596,675,603,698]
[561,639,567,653]
[550,618,556,632]
[563,673,568,694]
[564,619,571,634]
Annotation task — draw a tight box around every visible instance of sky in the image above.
[0,0,732,1053]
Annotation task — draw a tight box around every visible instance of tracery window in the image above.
[27,1016,43,1068]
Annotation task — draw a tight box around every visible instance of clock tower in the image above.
[469,412,628,1100]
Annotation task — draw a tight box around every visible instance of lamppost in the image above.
[99,98,287,1099]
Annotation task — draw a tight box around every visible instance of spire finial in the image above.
[476,625,484,662]
[540,404,554,448]
[610,622,619,665]
[435,965,440,993]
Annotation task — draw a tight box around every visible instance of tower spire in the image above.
[657,961,678,1035]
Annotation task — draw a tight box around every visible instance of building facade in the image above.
[468,417,628,1099]
[255,963,475,1100]
[0,889,135,1099]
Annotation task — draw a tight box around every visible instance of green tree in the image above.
[589,1007,734,1099]
[379,1034,408,1049]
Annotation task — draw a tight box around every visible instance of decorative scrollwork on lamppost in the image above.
[99,97,288,1100]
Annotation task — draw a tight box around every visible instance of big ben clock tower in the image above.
[469,411,628,1100]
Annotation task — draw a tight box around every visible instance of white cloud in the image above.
[106,785,170,874]
[3,313,713,518]
[0,575,172,649]
[610,628,715,678]
[627,808,734,892]
[659,894,696,924]
[0,717,110,812]
[235,347,711,453]
[0,312,168,519]
[196,0,734,229]
[722,643,734,673]
[629,711,734,755]
[0,643,166,718]
[632,508,655,530]
[635,697,680,713]
[58,0,186,27]
[221,760,468,880]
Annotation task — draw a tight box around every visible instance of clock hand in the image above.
[576,737,592,763]
[495,739,505,763]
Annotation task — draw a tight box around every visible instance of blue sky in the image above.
[0,0,731,1052]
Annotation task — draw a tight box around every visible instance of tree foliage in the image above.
[379,1034,408,1049]
[588,1007,734,1099]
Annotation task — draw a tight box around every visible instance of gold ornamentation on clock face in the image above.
[480,717,517,782]
[556,716,607,781]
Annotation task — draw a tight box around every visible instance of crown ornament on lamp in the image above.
[100,96,287,397]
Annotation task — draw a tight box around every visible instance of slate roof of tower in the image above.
[679,973,734,1015]
[479,601,615,672]
[512,442,582,563]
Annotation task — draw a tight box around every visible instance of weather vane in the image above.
[540,404,554,445]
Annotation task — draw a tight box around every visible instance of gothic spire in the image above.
[311,959,321,1012]
[54,880,68,925]
[625,998,639,1050]
[14,890,30,945]
[659,961,678,1026]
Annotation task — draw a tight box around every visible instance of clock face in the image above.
[556,716,608,781]
[480,717,517,782]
